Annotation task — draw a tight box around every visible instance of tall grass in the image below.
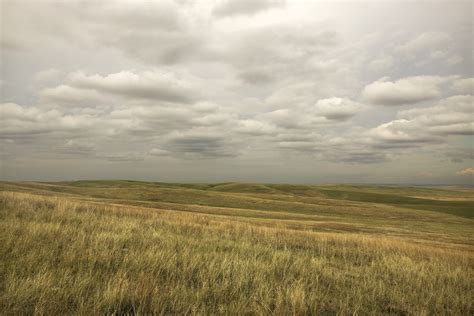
[1,191,472,314]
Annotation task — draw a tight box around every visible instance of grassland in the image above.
[0,180,473,314]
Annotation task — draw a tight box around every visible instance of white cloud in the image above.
[456,168,474,176]
[235,119,276,136]
[362,76,456,106]
[68,70,199,103]
[259,96,363,130]
[369,119,440,147]
[397,95,473,135]
[0,102,100,138]
[40,85,101,103]
[369,95,474,148]
[313,98,365,121]
[148,148,171,157]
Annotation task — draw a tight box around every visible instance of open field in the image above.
[1,180,473,314]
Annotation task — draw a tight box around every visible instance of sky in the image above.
[0,0,473,184]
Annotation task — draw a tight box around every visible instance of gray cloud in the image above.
[58,139,97,156]
[1,0,473,184]
[451,78,474,94]
[445,148,473,163]
[163,134,238,158]
[107,102,232,138]
[227,26,339,71]
[40,85,101,104]
[237,70,275,85]
[213,0,285,17]
[104,153,146,162]
[0,103,96,138]
[396,32,451,56]
[326,151,389,164]
[235,120,277,136]
[1,0,196,65]
[368,54,394,73]
[258,97,364,130]
[148,148,171,157]
[68,71,199,103]
[33,69,63,86]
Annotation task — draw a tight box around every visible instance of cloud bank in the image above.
[1,0,472,184]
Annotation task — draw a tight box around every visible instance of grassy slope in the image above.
[316,187,473,217]
[5,180,474,217]
[0,181,473,314]
[54,181,474,218]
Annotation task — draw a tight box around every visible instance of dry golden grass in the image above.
[1,190,473,315]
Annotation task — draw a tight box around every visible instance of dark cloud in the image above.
[163,134,238,158]
[445,148,473,163]
[328,151,389,164]
[238,70,275,85]
[105,153,146,162]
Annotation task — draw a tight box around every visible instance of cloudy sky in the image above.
[1,0,473,184]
